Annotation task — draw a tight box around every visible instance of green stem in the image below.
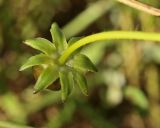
[59,31,160,64]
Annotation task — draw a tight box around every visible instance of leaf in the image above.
[20,54,52,71]
[72,54,97,72]
[25,38,56,55]
[59,70,74,101]
[124,86,149,109]
[34,65,59,93]
[74,71,88,95]
[50,23,68,53]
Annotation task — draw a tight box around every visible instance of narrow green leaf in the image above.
[74,71,88,95]
[67,71,74,95]
[25,38,56,55]
[20,54,52,71]
[50,23,68,52]
[34,65,59,93]
[72,54,97,72]
[59,70,74,101]
[124,86,149,109]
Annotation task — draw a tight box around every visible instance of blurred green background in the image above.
[0,0,160,128]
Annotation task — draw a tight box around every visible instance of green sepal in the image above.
[59,69,74,101]
[19,54,52,71]
[24,38,56,55]
[50,23,68,53]
[34,65,59,93]
[74,71,88,96]
[72,54,97,72]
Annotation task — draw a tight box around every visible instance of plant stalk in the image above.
[59,31,160,64]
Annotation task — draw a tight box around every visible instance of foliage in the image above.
[20,23,97,100]
[0,0,160,128]
[20,22,160,102]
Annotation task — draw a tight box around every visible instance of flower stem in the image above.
[59,31,160,65]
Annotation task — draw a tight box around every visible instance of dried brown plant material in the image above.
[118,0,160,16]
